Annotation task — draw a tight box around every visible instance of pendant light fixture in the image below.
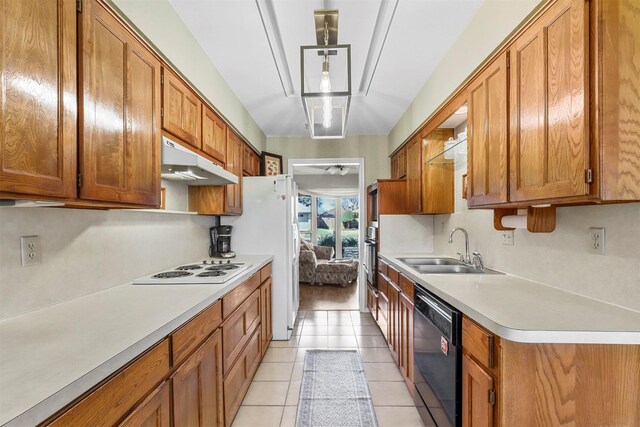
[301,10,351,139]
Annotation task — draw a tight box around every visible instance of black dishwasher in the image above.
[413,285,462,427]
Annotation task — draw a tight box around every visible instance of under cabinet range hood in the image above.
[161,136,238,185]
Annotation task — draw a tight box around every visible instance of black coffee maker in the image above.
[209,226,235,258]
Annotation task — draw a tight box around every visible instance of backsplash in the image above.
[379,215,434,253]
[0,208,215,320]
[431,166,640,311]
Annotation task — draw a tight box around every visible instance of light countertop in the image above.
[379,252,640,345]
[0,255,272,427]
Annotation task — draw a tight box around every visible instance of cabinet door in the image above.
[224,130,243,214]
[223,328,261,427]
[260,278,272,356]
[222,289,260,374]
[390,153,398,179]
[0,0,77,199]
[162,68,201,148]
[172,329,224,427]
[462,353,494,427]
[508,0,589,202]
[243,144,253,176]
[367,284,378,321]
[118,381,170,427]
[406,135,422,213]
[202,107,226,164]
[386,280,400,363]
[398,147,407,178]
[79,0,161,206]
[398,292,414,390]
[422,129,454,214]
[467,52,509,206]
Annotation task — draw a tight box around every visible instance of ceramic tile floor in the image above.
[231,310,425,427]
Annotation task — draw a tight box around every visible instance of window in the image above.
[297,194,359,259]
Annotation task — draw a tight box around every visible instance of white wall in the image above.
[388,0,542,153]
[430,158,640,312]
[0,208,215,320]
[267,135,390,186]
[109,0,266,151]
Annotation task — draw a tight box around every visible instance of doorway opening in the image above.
[289,159,365,312]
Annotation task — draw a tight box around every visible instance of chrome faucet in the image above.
[448,227,485,272]
[448,227,470,264]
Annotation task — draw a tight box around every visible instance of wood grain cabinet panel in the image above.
[386,279,400,364]
[367,284,378,321]
[172,329,224,427]
[0,0,77,199]
[222,289,261,374]
[49,340,170,427]
[223,328,261,427]
[467,52,509,207]
[79,0,161,206]
[243,144,259,176]
[398,291,414,391]
[422,128,455,214]
[161,68,201,149]
[462,353,494,427]
[405,135,422,213]
[118,381,170,427]
[224,130,243,214]
[202,107,226,165]
[171,301,222,367]
[260,277,272,357]
[508,0,589,203]
[222,272,260,318]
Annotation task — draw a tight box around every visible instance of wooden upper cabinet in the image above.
[0,0,77,199]
[405,135,422,213]
[422,128,454,214]
[79,0,161,206]
[242,144,259,176]
[593,0,640,201]
[202,107,226,165]
[467,52,509,207]
[172,329,224,427]
[225,130,243,214]
[390,146,407,180]
[508,0,589,203]
[462,353,494,427]
[162,67,201,149]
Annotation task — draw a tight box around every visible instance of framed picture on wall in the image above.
[261,151,283,176]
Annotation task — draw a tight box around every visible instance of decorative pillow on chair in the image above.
[300,239,314,252]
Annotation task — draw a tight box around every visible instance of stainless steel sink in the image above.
[398,257,461,266]
[398,258,503,275]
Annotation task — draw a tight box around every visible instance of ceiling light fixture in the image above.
[300,9,351,139]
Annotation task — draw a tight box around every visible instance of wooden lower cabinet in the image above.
[367,284,378,321]
[223,327,262,427]
[386,279,400,363]
[48,340,170,426]
[260,277,273,356]
[222,288,261,374]
[119,381,171,427]
[172,329,224,427]
[462,354,494,427]
[398,291,414,391]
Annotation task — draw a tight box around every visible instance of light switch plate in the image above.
[589,227,605,255]
[502,230,514,246]
[20,236,41,266]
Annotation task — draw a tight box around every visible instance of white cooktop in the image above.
[132,259,252,285]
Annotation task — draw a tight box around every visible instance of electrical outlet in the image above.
[502,230,514,246]
[589,227,605,255]
[20,236,41,266]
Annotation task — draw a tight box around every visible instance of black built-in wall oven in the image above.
[414,285,462,427]
[364,224,378,289]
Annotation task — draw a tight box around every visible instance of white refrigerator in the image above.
[224,175,300,340]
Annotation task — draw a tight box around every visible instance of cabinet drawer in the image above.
[378,258,388,276]
[387,266,399,285]
[377,273,388,297]
[49,340,169,427]
[222,289,261,374]
[172,300,222,366]
[260,262,272,283]
[223,272,260,318]
[462,316,498,371]
[223,327,262,427]
[377,290,389,323]
[399,274,414,299]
